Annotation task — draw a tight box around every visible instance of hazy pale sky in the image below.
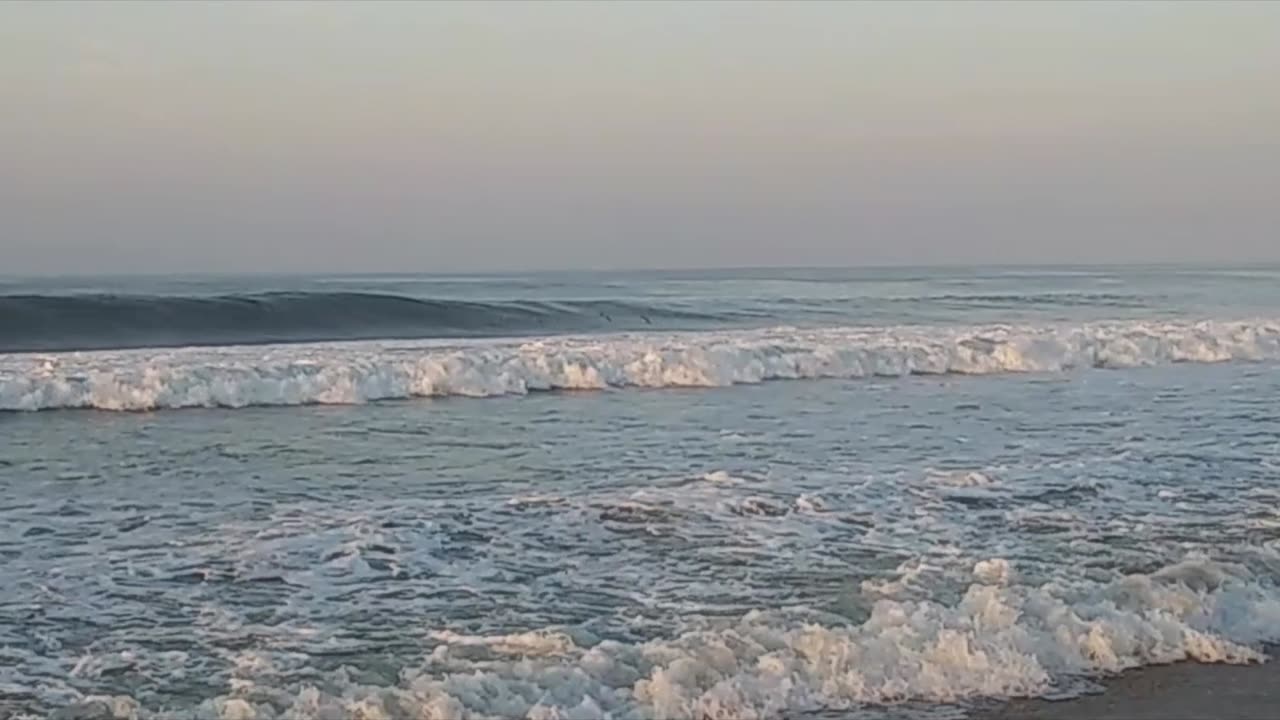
[3,0,1278,274]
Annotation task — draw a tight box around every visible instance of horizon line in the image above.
[5,258,1280,281]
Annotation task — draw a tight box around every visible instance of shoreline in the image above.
[976,653,1280,720]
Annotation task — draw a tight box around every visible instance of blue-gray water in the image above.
[3,265,1280,352]
[3,266,1280,719]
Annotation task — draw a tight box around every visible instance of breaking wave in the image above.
[3,318,1278,411]
[0,292,725,353]
[34,557,1280,719]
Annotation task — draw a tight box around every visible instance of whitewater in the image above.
[35,558,1280,720]
[4,319,1279,411]
[4,267,1280,720]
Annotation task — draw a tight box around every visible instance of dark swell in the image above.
[0,292,723,353]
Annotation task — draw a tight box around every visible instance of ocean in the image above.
[3,265,1280,719]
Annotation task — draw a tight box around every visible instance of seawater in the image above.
[3,266,1280,719]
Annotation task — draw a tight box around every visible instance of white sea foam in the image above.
[701,470,746,485]
[48,558,1280,720]
[1,319,1277,411]
[972,558,1015,586]
[925,470,1001,488]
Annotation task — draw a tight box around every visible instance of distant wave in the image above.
[3,319,1277,411]
[0,289,1164,354]
[0,292,725,353]
[919,292,1150,307]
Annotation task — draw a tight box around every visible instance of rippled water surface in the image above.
[3,268,1280,719]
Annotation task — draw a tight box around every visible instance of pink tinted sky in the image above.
[2,1,1278,273]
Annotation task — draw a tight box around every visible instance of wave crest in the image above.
[0,292,723,352]
[3,319,1277,412]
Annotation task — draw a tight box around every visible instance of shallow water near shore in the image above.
[3,267,1280,719]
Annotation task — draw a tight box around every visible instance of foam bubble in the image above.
[973,559,1015,586]
[701,471,746,485]
[925,470,1001,488]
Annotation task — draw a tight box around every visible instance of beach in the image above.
[982,655,1280,720]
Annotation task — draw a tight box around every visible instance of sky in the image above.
[2,0,1278,274]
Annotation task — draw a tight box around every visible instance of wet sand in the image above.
[979,656,1280,720]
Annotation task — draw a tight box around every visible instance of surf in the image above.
[3,318,1277,411]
